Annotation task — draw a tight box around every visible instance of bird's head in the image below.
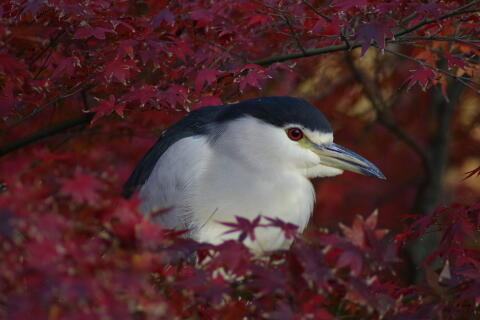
[281,124,385,179]
[213,96,386,180]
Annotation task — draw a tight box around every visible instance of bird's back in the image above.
[123,105,222,198]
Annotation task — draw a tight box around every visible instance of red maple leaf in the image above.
[442,216,475,247]
[103,58,138,84]
[152,8,175,28]
[356,21,393,56]
[90,95,125,123]
[332,0,368,11]
[194,69,221,95]
[158,85,189,108]
[207,240,252,276]
[123,85,158,107]
[73,27,115,40]
[0,83,16,118]
[412,3,447,18]
[52,56,81,78]
[246,14,271,27]
[33,148,73,163]
[193,95,222,109]
[339,210,387,249]
[335,245,364,276]
[190,9,213,28]
[118,39,137,59]
[219,216,262,242]
[445,52,467,70]
[22,0,46,16]
[60,170,104,205]
[262,216,299,239]
[249,265,289,294]
[407,67,437,91]
[135,218,166,248]
[236,64,269,92]
[0,53,28,76]
[171,40,194,63]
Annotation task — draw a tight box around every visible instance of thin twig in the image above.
[29,29,66,64]
[301,0,331,22]
[0,113,93,157]
[254,0,480,66]
[5,82,93,130]
[283,15,307,55]
[250,0,286,14]
[391,36,480,49]
[383,47,480,93]
[254,43,357,66]
[343,53,433,179]
[400,12,418,26]
[207,41,248,64]
[395,0,480,38]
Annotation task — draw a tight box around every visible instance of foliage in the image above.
[1,0,480,319]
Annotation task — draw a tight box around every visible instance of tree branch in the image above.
[283,15,307,55]
[254,0,480,66]
[29,29,65,64]
[395,0,480,38]
[343,53,433,179]
[6,82,92,131]
[0,113,92,157]
[391,36,480,48]
[407,77,465,284]
[301,0,331,22]
[383,47,480,93]
[254,43,357,66]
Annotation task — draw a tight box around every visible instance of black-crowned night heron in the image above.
[124,97,385,253]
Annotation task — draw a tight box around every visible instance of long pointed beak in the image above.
[311,143,386,179]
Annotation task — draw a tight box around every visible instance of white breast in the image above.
[192,153,315,252]
[139,117,319,254]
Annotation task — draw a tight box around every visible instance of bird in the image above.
[124,96,385,253]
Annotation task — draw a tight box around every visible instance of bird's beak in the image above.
[310,142,386,179]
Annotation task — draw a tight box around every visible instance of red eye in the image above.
[287,127,303,141]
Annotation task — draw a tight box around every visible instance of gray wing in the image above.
[123,105,222,198]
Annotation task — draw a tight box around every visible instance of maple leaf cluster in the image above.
[2,169,479,318]
[1,0,480,319]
